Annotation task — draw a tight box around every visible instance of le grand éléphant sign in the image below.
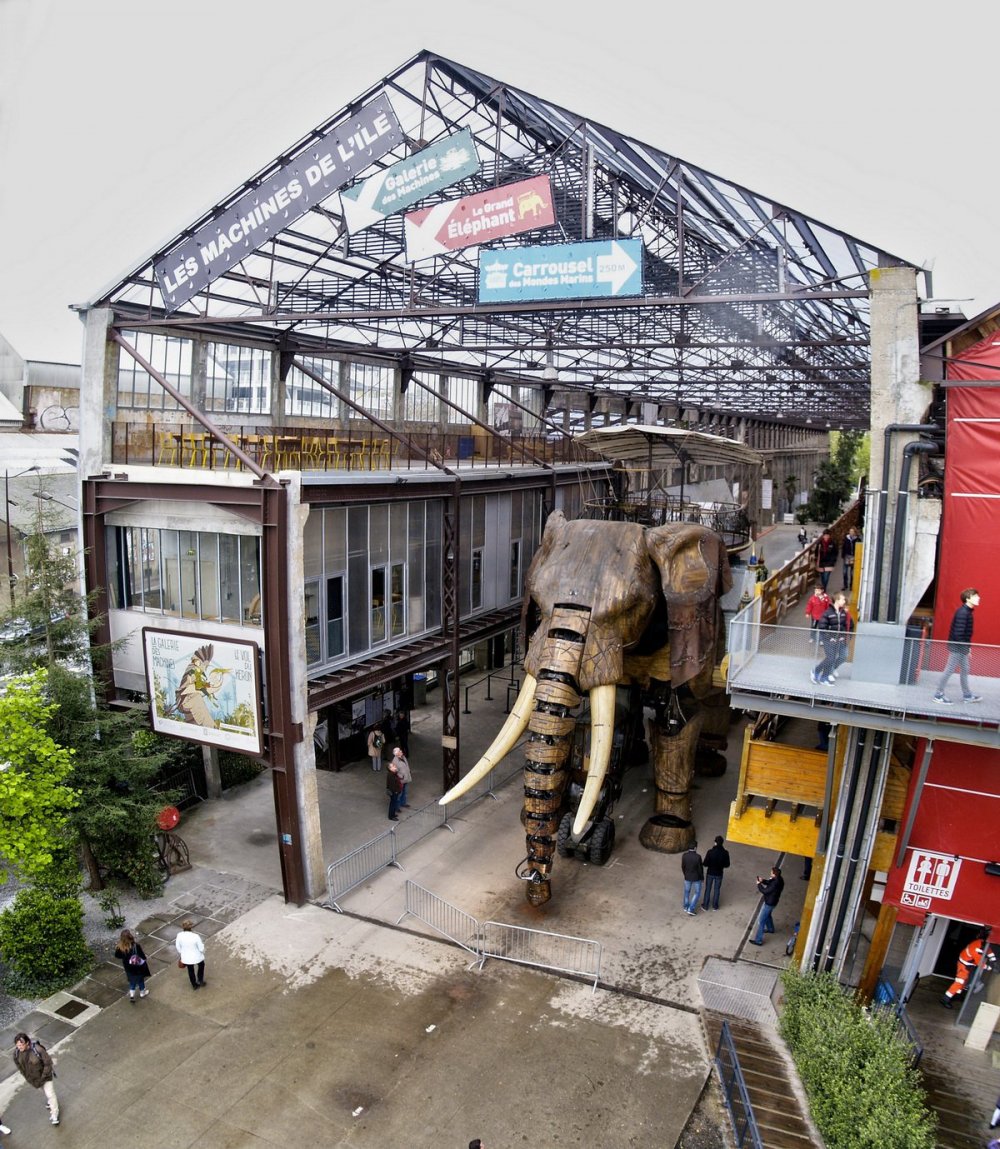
[153,93,402,312]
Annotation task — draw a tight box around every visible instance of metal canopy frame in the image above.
[84,49,920,430]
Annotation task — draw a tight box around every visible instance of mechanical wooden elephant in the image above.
[441,512,731,905]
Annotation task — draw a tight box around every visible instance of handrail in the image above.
[714,1020,764,1149]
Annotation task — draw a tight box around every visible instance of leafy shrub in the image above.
[778,968,935,1149]
[0,887,93,996]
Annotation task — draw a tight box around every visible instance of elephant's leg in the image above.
[520,609,588,905]
[639,709,704,853]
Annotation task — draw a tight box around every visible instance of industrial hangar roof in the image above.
[84,50,920,431]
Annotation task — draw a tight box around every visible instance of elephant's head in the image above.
[440,512,731,905]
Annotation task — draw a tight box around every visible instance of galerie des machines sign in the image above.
[153,93,403,312]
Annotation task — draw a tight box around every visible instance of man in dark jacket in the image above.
[13,1033,59,1125]
[680,842,704,916]
[811,593,852,686]
[701,835,731,910]
[749,866,784,946]
[934,588,982,705]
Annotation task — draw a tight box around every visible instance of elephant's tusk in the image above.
[572,683,615,836]
[439,674,537,804]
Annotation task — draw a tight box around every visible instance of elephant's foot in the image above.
[525,875,552,905]
[516,858,553,905]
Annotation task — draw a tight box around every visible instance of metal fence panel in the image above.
[395,880,480,954]
[479,919,602,990]
[325,829,400,912]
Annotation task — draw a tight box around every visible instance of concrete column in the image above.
[79,307,116,477]
[285,476,325,898]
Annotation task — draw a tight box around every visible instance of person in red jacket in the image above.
[805,585,831,646]
[942,930,995,1007]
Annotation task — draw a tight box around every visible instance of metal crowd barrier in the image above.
[479,920,602,991]
[326,831,401,913]
[324,758,523,911]
[714,1020,764,1149]
[396,880,481,955]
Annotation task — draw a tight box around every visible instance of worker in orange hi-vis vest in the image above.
[942,930,996,1008]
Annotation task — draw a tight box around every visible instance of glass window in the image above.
[425,501,442,629]
[140,527,164,611]
[347,506,368,654]
[219,534,241,623]
[304,579,321,665]
[349,361,393,420]
[407,502,425,633]
[178,531,199,617]
[241,537,261,624]
[324,507,346,570]
[125,526,143,609]
[285,357,339,418]
[199,533,220,621]
[206,342,272,414]
[510,539,521,600]
[161,530,180,616]
[117,331,192,410]
[390,563,405,637]
[369,503,388,565]
[304,510,323,579]
[371,566,386,644]
[401,370,440,422]
[446,375,477,424]
[471,548,483,610]
[327,575,344,657]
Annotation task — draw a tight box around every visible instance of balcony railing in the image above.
[110,422,596,473]
[727,597,1000,729]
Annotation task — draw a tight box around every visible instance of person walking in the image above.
[990,1087,1000,1129]
[815,529,838,592]
[114,927,151,1003]
[701,835,731,910]
[367,724,385,771]
[804,584,831,647]
[175,918,206,990]
[942,929,995,1008]
[680,841,704,916]
[395,708,410,755]
[841,526,860,591]
[749,865,784,945]
[13,1033,59,1125]
[812,592,852,685]
[392,746,412,808]
[386,759,404,820]
[934,587,983,705]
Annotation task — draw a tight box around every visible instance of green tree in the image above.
[1,494,179,894]
[0,670,78,885]
[799,430,863,524]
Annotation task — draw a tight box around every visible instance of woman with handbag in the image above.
[175,918,206,990]
[114,928,150,1003]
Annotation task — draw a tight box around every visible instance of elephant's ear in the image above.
[645,524,731,686]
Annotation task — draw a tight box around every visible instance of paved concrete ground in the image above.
[0,524,816,1148]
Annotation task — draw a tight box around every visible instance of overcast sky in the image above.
[1,0,996,364]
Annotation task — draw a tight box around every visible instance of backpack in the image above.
[372,733,383,750]
[128,948,144,966]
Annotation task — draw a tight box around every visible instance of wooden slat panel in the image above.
[744,741,827,807]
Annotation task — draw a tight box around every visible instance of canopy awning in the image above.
[576,424,763,470]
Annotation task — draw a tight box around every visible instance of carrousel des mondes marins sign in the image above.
[153,93,402,312]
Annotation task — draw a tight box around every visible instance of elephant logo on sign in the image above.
[441,512,731,905]
[517,189,547,219]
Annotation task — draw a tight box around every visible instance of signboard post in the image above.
[478,238,642,303]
